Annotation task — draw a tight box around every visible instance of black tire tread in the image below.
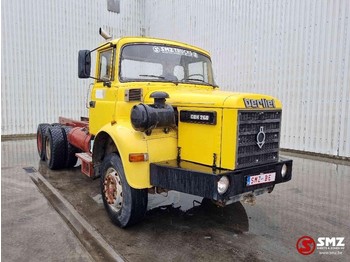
[61,126,79,168]
[100,154,148,228]
[45,126,66,170]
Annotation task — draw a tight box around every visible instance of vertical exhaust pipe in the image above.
[99,28,112,40]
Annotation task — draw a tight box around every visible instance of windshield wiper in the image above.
[139,74,165,79]
[182,78,218,88]
[183,78,206,83]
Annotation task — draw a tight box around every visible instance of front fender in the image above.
[95,122,150,189]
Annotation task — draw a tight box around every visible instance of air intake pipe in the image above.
[130,92,175,133]
[99,27,112,40]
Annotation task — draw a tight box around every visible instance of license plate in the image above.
[246,172,276,186]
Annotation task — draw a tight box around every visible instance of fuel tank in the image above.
[67,127,92,153]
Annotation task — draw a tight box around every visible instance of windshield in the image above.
[120,44,216,86]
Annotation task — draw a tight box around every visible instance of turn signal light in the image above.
[129,153,149,162]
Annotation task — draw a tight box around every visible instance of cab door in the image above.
[89,47,118,135]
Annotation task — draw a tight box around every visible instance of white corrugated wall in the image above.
[144,0,350,158]
[1,0,144,135]
[2,0,349,158]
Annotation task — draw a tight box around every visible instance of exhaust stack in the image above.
[99,28,112,40]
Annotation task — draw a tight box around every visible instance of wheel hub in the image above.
[103,167,123,212]
[45,137,51,161]
[37,133,42,153]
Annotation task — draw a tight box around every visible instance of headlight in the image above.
[217,176,230,195]
[281,164,288,178]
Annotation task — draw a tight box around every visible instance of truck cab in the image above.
[37,34,292,228]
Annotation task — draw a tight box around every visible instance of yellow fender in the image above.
[93,122,151,189]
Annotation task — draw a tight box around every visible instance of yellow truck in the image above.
[36,30,292,228]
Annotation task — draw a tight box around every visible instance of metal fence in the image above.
[145,0,350,158]
[2,0,349,157]
[1,0,144,134]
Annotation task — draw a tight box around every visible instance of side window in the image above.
[98,49,114,81]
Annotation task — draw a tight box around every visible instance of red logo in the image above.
[296,236,316,255]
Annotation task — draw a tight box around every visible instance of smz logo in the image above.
[296,236,316,255]
[297,236,345,256]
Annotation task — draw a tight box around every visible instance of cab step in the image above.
[76,152,94,177]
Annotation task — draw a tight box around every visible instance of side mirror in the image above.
[78,50,91,78]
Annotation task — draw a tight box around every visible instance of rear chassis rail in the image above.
[59,116,89,128]
[150,157,292,203]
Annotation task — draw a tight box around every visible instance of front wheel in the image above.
[100,153,148,228]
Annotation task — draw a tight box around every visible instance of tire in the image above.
[37,123,50,160]
[100,153,148,228]
[61,126,79,168]
[45,125,66,170]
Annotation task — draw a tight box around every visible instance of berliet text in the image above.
[243,98,275,108]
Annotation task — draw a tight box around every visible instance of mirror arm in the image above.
[88,76,112,88]
[80,42,115,82]
[103,81,111,88]
[88,42,115,57]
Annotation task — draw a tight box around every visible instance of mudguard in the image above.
[94,121,177,189]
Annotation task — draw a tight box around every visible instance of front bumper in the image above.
[150,157,292,202]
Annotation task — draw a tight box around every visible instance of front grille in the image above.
[236,110,281,168]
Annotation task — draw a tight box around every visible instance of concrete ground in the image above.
[1,140,93,262]
[1,139,350,261]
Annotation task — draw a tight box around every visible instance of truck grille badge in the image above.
[256,126,266,149]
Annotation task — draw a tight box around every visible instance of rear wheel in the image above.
[45,126,66,170]
[37,123,50,160]
[100,153,148,228]
[61,126,79,168]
